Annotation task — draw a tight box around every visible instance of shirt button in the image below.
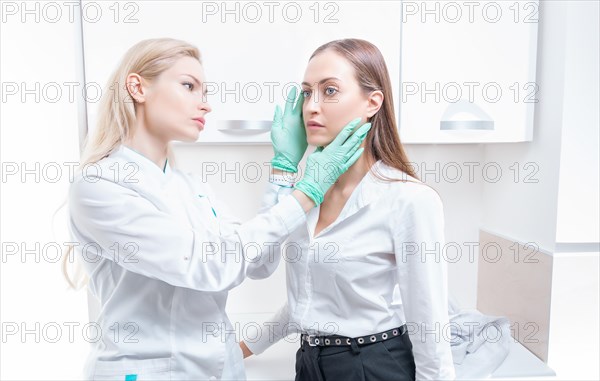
[183,256,189,261]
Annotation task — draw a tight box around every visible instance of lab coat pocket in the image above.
[92,357,172,381]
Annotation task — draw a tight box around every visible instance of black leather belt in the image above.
[301,325,407,347]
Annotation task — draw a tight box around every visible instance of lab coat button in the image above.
[209,377,217,381]
[183,256,189,261]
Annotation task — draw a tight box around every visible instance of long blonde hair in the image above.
[61,38,201,289]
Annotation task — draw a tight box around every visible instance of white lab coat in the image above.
[245,160,457,380]
[68,144,306,380]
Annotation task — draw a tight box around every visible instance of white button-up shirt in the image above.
[246,160,456,380]
[68,144,306,380]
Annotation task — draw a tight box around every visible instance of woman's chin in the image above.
[307,137,331,148]
[178,131,201,143]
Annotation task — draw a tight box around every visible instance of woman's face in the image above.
[301,50,380,147]
[129,56,212,142]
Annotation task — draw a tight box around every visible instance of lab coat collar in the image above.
[112,144,173,186]
[309,160,417,238]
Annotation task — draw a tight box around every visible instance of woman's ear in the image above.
[366,90,384,118]
[126,73,146,103]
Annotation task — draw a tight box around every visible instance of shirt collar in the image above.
[340,160,422,220]
[309,160,398,238]
[111,144,174,186]
[344,160,388,216]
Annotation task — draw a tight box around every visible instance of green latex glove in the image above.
[270,87,308,173]
[295,118,372,206]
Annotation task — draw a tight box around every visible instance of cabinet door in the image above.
[80,1,401,144]
[399,0,539,143]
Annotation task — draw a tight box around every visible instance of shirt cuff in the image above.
[269,173,296,187]
[269,178,295,188]
[243,325,280,355]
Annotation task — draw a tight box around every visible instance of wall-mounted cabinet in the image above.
[79,1,400,144]
[78,1,538,145]
[399,0,539,143]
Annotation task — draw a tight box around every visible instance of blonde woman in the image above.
[241,39,456,381]
[65,38,370,380]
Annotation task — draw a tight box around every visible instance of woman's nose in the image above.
[304,94,320,114]
[200,101,212,114]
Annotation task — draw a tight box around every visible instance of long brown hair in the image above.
[310,39,425,187]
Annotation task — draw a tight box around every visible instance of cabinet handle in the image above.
[217,120,271,132]
[440,99,495,131]
[440,120,494,131]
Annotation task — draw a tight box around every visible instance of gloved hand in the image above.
[294,118,372,206]
[270,87,308,173]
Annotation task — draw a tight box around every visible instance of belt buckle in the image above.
[305,334,318,347]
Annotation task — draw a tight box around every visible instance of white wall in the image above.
[1,4,88,380]
[547,252,599,380]
[555,1,600,244]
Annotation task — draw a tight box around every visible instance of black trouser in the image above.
[295,331,416,381]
